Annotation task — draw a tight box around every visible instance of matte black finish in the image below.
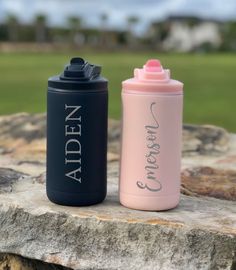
[46,57,108,206]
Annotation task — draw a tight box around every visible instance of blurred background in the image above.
[0,0,236,131]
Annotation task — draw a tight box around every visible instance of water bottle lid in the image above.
[48,57,107,91]
[122,58,183,94]
[60,57,102,81]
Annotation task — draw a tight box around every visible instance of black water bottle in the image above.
[46,57,108,206]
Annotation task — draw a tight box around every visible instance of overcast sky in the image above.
[0,0,236,31]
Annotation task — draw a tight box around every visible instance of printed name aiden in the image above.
[64,104,82,183]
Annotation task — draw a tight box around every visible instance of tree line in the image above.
[0,13,236,52]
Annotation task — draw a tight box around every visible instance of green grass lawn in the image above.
[0,52,236,131]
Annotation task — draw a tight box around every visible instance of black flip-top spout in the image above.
[60,57,102,81]
[48,57,107,91]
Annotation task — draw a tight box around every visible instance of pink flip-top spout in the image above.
[122,58,183,93]
[144,59,162,72]
[134,59,170,82]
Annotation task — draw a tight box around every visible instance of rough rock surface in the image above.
[181,166,236,200]
[0,113,235,270]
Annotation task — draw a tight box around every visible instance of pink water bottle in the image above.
[119,59,183,211]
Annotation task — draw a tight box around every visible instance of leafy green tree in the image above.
[221,21,236,51]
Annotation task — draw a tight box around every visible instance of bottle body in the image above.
[47,88,108,206]
[119,90,183,211]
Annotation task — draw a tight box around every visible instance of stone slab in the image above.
[0,113,235,270]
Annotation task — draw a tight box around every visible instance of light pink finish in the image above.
[119,59,183,211]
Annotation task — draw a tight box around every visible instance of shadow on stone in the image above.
[0,168,27,193]
[0,253,72,270]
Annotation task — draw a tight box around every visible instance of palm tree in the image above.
[35,14,47,42]
[100,13,109,47]
[126,15,139,47]
[100,13,108,30]
[6,14,19,42]
[67,16,82,44]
